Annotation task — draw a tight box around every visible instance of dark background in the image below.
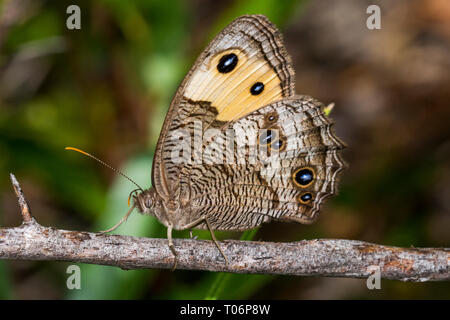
[0,0,449,299]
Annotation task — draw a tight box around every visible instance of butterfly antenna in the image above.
[65,147,144,192]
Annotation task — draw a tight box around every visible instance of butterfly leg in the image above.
[204,218,229,265]
[189,229,198,240]
[180,217,229,265]
[167,225,178,271]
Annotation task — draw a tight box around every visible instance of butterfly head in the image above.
[134,188,168,222]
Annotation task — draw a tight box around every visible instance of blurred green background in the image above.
[1,0,449,299]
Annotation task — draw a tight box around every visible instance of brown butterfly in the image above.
[80,15,346,269]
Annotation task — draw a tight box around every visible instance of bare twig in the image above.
[9,173,35,224]
[0,174,449,281]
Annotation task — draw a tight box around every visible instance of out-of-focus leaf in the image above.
[209,0,306,38]
[0,262,12,299]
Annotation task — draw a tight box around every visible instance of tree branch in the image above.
[1,174,449,281]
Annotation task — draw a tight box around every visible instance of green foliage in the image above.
[0,262,12,299]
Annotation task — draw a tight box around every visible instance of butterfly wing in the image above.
[152,15,295,200]
[151,15,345,231]
[187,96,346,230]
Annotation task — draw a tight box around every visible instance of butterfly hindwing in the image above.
[187,97,346,230]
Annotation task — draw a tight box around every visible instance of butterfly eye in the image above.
[298,192,313,204]
[259,129,278,145]
[292,167,315,188]
[145,198,152,208]
[217,53,238,73]
[250,82,264,95]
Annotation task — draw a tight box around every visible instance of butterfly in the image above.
[101,15,346,269]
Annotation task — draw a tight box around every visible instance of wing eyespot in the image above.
[265,113,278,123]
[269,137,286,152]
[259,128,278,145]
[250,82,264,95]
[217,53,238,73]
[292,167,315,188]
[258,128,279,146]
[298,192,313,204]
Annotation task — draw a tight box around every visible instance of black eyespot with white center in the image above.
[299,193,313,204]
[265,113,278,124]
[259,129,278,145]
[250,82,264,95]
[217,53,238,73]
[293,167,315,187]
[270,138,285,151]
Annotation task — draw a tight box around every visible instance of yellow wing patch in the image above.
[184,49,283,122]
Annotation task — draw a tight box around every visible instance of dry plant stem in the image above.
[1,174,449,281]
[9,173,35,224]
